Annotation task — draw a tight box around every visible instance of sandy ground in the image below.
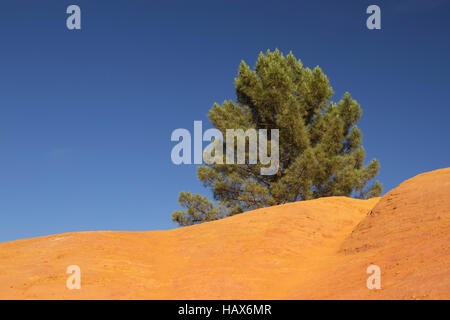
[0,168,449,299]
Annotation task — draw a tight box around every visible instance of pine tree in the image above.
[172,49,382,226]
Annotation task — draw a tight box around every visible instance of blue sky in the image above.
[0,0,449,242]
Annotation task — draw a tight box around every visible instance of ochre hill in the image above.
[0,168,449,299]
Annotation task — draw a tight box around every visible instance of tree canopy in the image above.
[172,49,381,226]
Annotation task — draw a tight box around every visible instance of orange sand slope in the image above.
[0,168,449,299]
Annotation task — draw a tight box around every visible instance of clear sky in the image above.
[1,0,449,242]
